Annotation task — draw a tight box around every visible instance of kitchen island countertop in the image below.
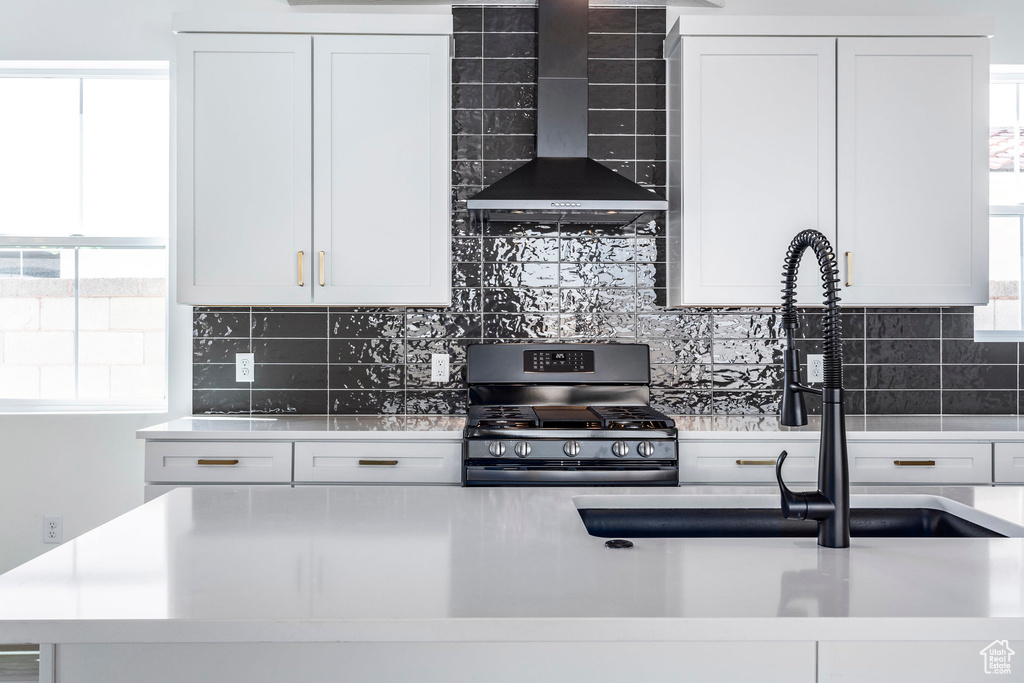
[1,484,1023,646]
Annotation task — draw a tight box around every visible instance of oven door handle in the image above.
[464,467,678,484]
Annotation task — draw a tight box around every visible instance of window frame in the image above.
[975,68,1024,342]
[0,62,169,413]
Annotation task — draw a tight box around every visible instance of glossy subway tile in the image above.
[329,338,406,365]
[193,311,249,338]
[193,390,250,415]
[588,34,636,59]
[943,390,1018,415]
[252,339,328,365]
[193,338,251,363]
[254,365,328,391]
[252,312,327,339]
[329,364,405,390]
[483,7,537,33]
[330,390,405,415]
[484,288,560,313]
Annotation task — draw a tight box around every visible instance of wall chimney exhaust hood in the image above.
[466,0,669,215]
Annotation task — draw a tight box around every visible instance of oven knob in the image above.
[488,441,506,457]
[563,441,581,458]
[611,440,630,458]
[514,442,532,458]
[637,441,656,458]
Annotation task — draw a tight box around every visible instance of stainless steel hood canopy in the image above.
[466,0,668,214]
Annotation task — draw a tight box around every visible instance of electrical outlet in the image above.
[431,353,450,383]
[807,354,824,383]
[43,515,62,544]
[236,353,255,383]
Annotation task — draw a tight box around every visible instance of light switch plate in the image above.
[431,354,450,383]
[236,353,255,383]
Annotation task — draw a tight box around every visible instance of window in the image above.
[976,67,1024,340]
[0,62,169,411]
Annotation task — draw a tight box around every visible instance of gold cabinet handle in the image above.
[845,251,853,287]
[736,459,778,466]
[894,460,936,467]
[319,251,325,287]
[197,459,239,466]
[298,251,304,287]
[359,459,398,466]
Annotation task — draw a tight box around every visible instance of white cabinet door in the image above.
[837,37,989,305]
[145,441,293,483]
[994,442,1024,483]
[294,441,461,484]
[672,37,836,306]
[313,34,451,306]
[177,34,313,305]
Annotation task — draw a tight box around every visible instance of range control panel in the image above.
[524,349,595,373]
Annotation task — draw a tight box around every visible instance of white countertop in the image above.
[138,414,1024,441]
[137,415,465,440]
[1,484,1023,645]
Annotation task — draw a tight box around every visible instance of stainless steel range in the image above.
[462,343,678,486]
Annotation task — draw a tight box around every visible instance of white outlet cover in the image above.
[431,354,450,382]
[236,353,255,383]
[807,354,824,383]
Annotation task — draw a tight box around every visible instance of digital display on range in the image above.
[523,349,595,373]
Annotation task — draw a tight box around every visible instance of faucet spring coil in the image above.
[779,229,844,390]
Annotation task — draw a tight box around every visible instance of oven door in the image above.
[463,461,679,486]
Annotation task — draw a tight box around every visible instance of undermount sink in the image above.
[574,495,1024,539]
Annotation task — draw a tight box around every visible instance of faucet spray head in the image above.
[780,347,808,427]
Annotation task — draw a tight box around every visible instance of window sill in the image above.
[0,400,167,415]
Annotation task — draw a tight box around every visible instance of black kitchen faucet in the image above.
[775,229,851,549]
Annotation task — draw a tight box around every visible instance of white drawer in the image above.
[994,443,1024,483]
[294,441,461,484]
[847,442,991,484]
[679,441,818,484]
[145,442,292,483]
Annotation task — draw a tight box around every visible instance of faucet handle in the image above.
[776,450,809,520]
[776,450,836,522]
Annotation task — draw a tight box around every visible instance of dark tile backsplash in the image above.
[192,6,1016,417]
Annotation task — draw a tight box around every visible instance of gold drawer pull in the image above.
[359,459,398,466]
[736,459,778,466]
[298,251,304,287]
[319,251,325,287]
[894,460,936,467]
[197,459,239,466]
[845,251,853,287]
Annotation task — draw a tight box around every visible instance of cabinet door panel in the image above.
[313,35,450,305]
[177,34,312,305]
[677,37,836,306]
[838,38,988,305]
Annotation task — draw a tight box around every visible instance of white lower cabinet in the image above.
[679,441,819,485]
[680,441,993,485]
[145,441,293,484]
[847,442,991,484]
[294,441,462,484]
[994,443,1024,483]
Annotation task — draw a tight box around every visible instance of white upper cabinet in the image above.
[666,20,990,308]
[837,37,989,306]
[670,37,836,307]
[175,17,451,306]
[313,35,451,306]
[177,33,313,305]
